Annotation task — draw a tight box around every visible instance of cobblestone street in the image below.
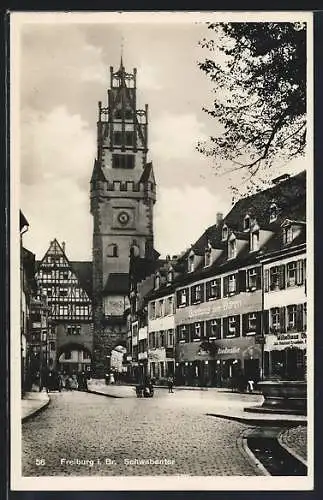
[22,389,263,476]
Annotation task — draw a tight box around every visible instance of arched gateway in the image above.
[57,342,92,374]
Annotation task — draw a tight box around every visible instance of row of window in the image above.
[149,296,175,319]
[175,304,307,343]
[112,154,135,169]
[264,260,305,291]
[40,287,87,299]
[148,330,175,349]
[52,305,91,317]
[66,325,81,336]
[38,270,78,281]
[112,130,135,147]
[41,256,68,266]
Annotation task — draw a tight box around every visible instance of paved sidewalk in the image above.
[22,391,50,422]
[278,425,308,464]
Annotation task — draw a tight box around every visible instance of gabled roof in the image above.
[70,261,92,298]
[224,171,306,229]
[103,273,129,295]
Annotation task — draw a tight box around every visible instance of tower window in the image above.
[269,202,278,223]
[114,109,122,119]
[107,244,118,258]
[113,131,122,145]
[125,131,134,146]
[124,109,133,120]
[112,154,135,169]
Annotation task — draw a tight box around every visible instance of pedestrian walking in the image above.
[247,379,254,393]
[167,375,174,393]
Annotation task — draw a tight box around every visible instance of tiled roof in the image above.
[70,261,92,298]
[103,273,129,295]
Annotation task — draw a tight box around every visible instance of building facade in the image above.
[90,59,157,376]
[136,172,306,387]
[36,239,93,374]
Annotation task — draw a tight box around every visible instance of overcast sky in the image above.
[16,13,307,261]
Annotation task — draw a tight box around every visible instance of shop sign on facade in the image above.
[148,348,166,362]
[176,292,262,325]
[265,332,307,351]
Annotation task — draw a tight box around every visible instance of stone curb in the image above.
[22,397,50,423]
[277,429,308,468]
[87,389,129,399]
[237,429,271,477]
[206,412,307,427]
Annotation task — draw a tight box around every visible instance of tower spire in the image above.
[120,36,125,70]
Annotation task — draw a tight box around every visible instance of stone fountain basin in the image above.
[245,380,307,415]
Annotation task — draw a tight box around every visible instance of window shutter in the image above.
[242,314,248,335]
[296,260,304,285]
[191,286,195,304]
[303,258,307,295]
[223,276,229,297]
[256,267,262,289]
[279,265,286,290]
[201,322,205,337]
[296,304,303,331]
[216,318,221,338]
[235,315,241,336]
[206,281,211,300]
[263,310,269,334]
[176,291,181,307]
[206,320,210,337]
[255,311,261,334]
[216,278,221,298]
[200,283,205,302]
[238,270,246,292]
[223,317,229,337]
[280,307,286,333]
[264,269,269,292]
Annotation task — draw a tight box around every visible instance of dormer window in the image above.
[269,202,278,223]
[283,226,293,245]
[204,248,211,267]
[188,254,194,273]
[243,215,250,231]
[222,224,228,240]
[155,274,160,290]
[167,270,173,283]
[228,236,237,259]
[250,230,259,252]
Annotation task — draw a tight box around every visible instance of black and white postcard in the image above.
[10,10,314,491]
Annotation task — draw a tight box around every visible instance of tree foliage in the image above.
[198,22,306,180]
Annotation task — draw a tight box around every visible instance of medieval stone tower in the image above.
[90,59,156,376]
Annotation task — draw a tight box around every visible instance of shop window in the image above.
[287,305,297,331]
[228,237,236,260]
[286,261,297,287]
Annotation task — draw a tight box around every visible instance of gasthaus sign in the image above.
[176,291,262,325]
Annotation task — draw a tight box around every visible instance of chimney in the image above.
[216,212,223,225]
[62,241,65,252]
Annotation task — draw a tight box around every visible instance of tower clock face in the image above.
[117,211,130,226]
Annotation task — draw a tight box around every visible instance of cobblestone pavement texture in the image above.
[22,389,264,477]
[280,425,308,462]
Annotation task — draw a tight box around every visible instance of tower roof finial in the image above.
[120,36,125,70]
